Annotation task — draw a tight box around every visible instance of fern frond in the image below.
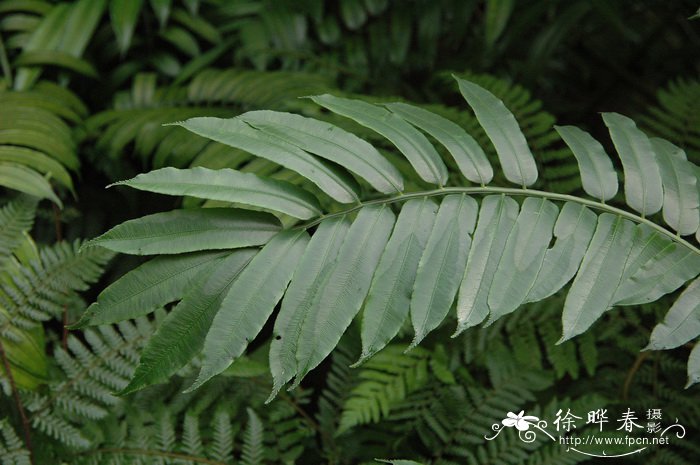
[86,68,332,175]
[0,418,31,465]
[209,408,235,463]
[26,319,153,450]
[0,240,112,341]
[0,70,87,202]
[79,404,237,465]
[265,389,314,463]
[80,77,700,395]
[338,345,429,434]
[0,196,37,261]
[640,77,700,165]
[241,408,263,465]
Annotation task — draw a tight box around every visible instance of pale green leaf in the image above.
[294,205,396,384]
[73,251,228,327]
[454,195,519,333]
[113,167,322,220]
[268,217,351,400]
[487,198,558,321]
[14,50,99,77]
[561,214,636,341]
[384,102,493,185]
[109,0,144,53]
[0,162,61,207]
[0,146,74,192]
[149,0,171,26]
[647,277,700,350]
[613,241,700,306]
[86,208,280,255]
[456,77,538,187]
[526,202,596,302]
[687,343,700,388]
[309,94,448,185]
[611,225,670,304]
[190,230,309,390]
[484,0,514,46]
[650,138,700,235]
[175,117,360,204]
[602,112,663,216]
[410,194,477,346]
[554,125,618,202]
[241,110,404,194]
[120,249,257,394]
[358,198,438,363]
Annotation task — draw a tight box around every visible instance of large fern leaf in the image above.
[79,77,700,395]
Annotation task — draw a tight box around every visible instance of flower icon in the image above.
[502,411,540,431]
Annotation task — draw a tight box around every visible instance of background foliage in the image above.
[0,1,699,464]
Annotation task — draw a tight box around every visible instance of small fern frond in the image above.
[241,408,264,465]
[0,240,112,339]
[0,418,31,465]
[640,77,700,164]
[0,196,37,260]
[338,345,429,434]
[209,408,235,463]
[79,405,237,465]
[265,389,314,463]
[25,319,153,450]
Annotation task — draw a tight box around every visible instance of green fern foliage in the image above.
[0,81,83,204]
[0,196,36,265]
[77,405,237,465]
[241,408,264,465]
[26,319,153,450]
[640,77,700,164]
[0,204,112,390]
[0,240,112,342]
[78,77,700,397]
[85,68,332,178]
[435,72,580,194]
[0,419,31,465]
[338,345,429,434]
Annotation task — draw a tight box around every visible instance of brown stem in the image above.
[249,377,322,434]
[622,351,650,401]
[52,203,63,242]
[0,340,34,465]
[51,204,70,349]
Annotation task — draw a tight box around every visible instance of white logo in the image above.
[485,408,686,458]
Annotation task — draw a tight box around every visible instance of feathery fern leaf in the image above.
[0,82,84,202]
[0,240,112,341]
[85,68,333,177]
[338,345,429,434]
[75,402,237,465]
[0,419,31,465]
[0,196,36,264]
[25,318,153,450]
[241,408,264,465]
[640,77,700,165]
[79,77,700,396]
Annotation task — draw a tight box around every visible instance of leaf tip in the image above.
[265,382,284,404]
[162,120,186,127]
[350,354,370,368]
